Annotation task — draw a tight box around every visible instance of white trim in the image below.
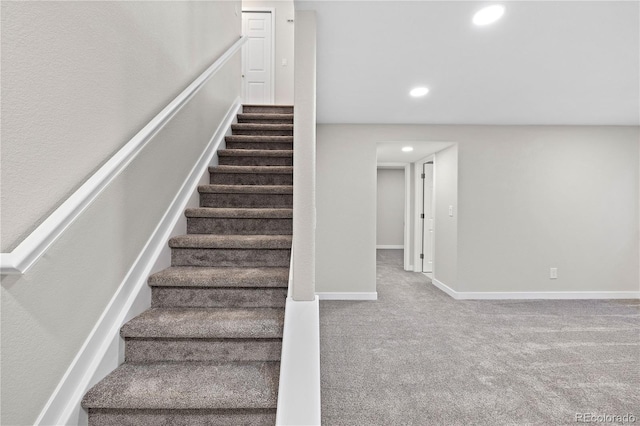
[377,245,403,249]
[0,36,248,275]
[432,278,640,300]
[242,8,276,105]
[316,292,378,300]
[276,296,321,426]
[431,278,458,299]
[34,99,242,426]
[413,154,435,273]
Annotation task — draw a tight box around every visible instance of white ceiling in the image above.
[295,1,640,125]
[377,141,454,163]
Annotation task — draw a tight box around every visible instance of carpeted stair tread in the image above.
[125,339,283,363]
[121,308,284,338]
[199,184,293,194]
[81,362,279,410]
[237,113,293,121]
[169,234,292,249]
[242,104,293,114]
[209,165,293,174]
[149,267,289,288]
[218,149,293,157]
[185,208,292,219]
[225,135,293,143]
[86,408,276,426]
[231,123,293,131]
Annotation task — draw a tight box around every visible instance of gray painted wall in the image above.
[0,2,241,424]
[433,145,458,286]
[376,169,405,246]
[316,124,639,294]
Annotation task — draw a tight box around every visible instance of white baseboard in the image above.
[431,278,458,299]
[431,278,640,300]
[376,245,403,249]
[35,98,242,426]
[316,292,378,300]
[276,296,321,426]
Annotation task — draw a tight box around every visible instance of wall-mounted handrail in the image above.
[0,36,248,275]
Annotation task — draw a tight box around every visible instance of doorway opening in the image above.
[376,141,458,281]
[376,166,407,249]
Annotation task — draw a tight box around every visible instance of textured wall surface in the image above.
[1,1,240,251]
[433,145,458,287]
[292,10,316,301]
[0,2,241,424]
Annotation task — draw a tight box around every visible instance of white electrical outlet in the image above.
[550,268,558,279]
[448,205,454,217]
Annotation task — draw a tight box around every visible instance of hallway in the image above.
[320,250,639,425]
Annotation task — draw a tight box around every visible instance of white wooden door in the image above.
[242,11,273,104]
[422,162,434,272]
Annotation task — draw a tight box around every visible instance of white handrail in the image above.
[0,36,248,275]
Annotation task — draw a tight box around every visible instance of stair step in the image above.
[199,185,293,194]
[243,104,293,114]
[81,362,279,410]
[186,208,292,235]
[149,267,289,288]
[121,308,284,339]
[218,149,293,166]
[231,123,293,136]
[209,166,293,175]
[152,286,287,308]
[87,408,276,426]
[225,135,293,151]
[219,149,293,157]
[210,166,293,185]
[125,338,282,363]
[226,135,293,143]
[226,140,293,151]
[186,207,292,218]
[237,113,293,124]
[170,235,291,267]
[121,308,284,363]
[199,185,292,208]
[169,234,292,249]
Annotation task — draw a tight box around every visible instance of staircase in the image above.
[82,105,294,425]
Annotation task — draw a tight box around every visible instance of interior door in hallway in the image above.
[242,11,273,104]
[422,162,434,272]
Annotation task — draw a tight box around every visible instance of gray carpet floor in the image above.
[320,250,639,425]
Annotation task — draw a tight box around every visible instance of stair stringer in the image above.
[34,98,241,426]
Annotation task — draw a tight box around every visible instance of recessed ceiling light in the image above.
[402,147,414,152]
[473,5,505,26]
[410,87,429,97]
